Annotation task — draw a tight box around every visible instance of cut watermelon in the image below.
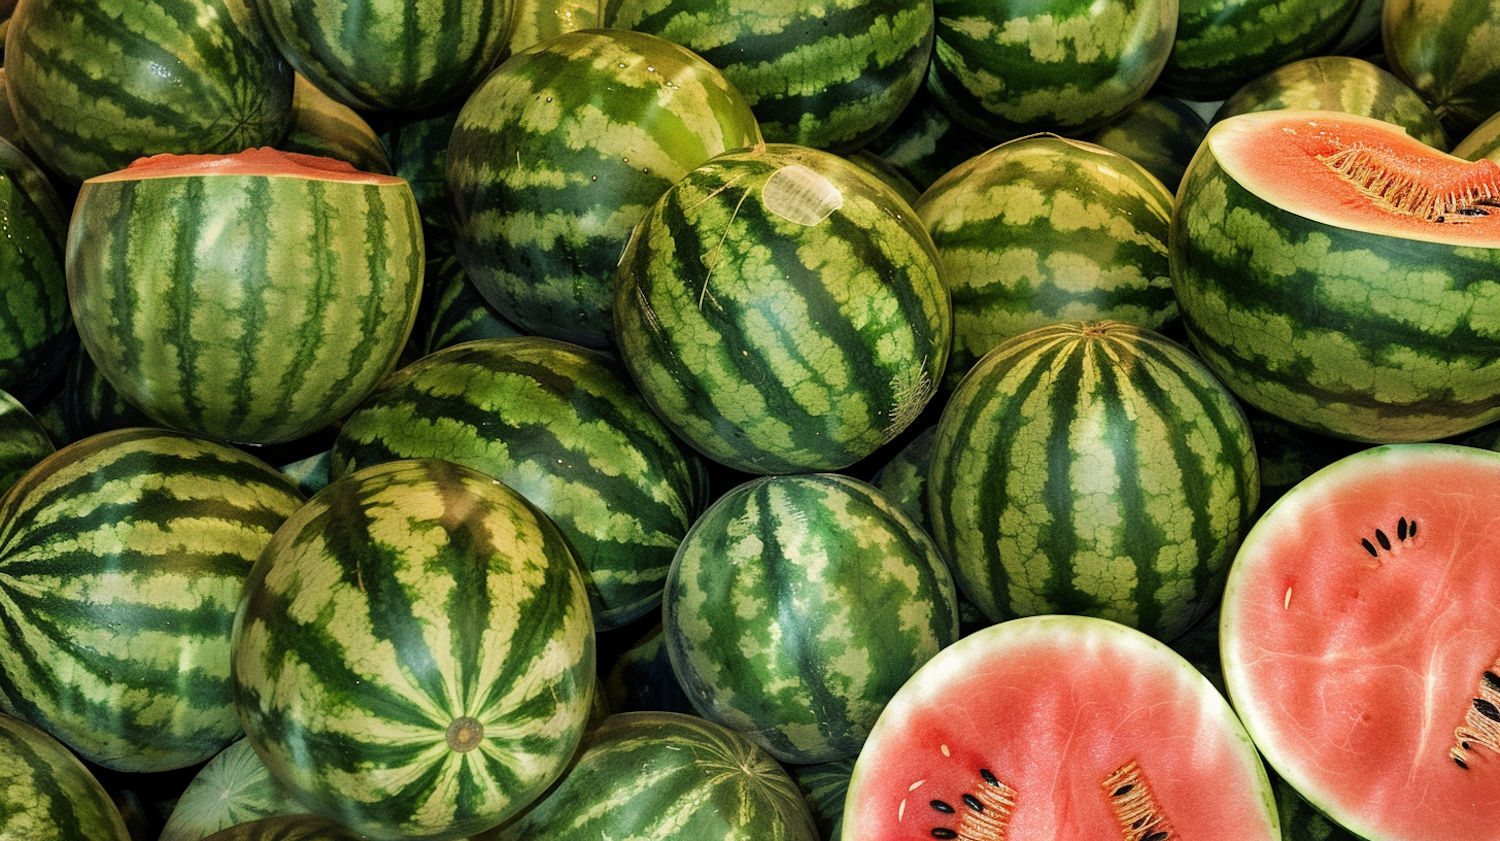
[841,614,1279,840]
[1220,443,1500,840]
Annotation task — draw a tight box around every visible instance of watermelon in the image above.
[158,738,307,841]
[329,336,703,631]
[1220,444,1500,840]
[2,0,294,184]
[408,255,525,358]
[925,0,1177,141]
[0,427,306,773]
[925,321,1259,642]
[66,147,424,445]
[1157,0,1363,101]
[1453,110,1500,163]
[501,0,598,55]
[603,0,933,153]
[1211,55,1448,151]
[279,74,393,175]
[864,96,990,195]
[1082,92,1210,193]
[788,758,854,841]
[664,471,959,764]
[1170,109,1500,443]
[1382,0,1500,138]
[612,142,951,475]
[0,387,52,493]
[489,711,819,840]
[376,104,463,249]
[840,614,1281,841]
[0,711,133,841]
[0,135,72,404]
[914,134,1178,390]
[31,343,155,448]
[231,458,596,840]
[599,621,695,716]
[445,27,762,348]
[198,815,367,841]
[254,0,512,112]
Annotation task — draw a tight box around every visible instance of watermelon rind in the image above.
[158,738,308,841]
[0,712,133,841]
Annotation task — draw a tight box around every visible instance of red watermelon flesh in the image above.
[1221,443,1500,841]
[841,614,1279,841]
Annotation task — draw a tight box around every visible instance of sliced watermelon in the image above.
[1220,443,1500,840]
[841,614,1279,840]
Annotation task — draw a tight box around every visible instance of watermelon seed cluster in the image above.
[1359,515,1417,558]
[1103,760,1172,841]
[920,767,1014,840]
[1320,143,1500,220]
[1451,668,1500,769]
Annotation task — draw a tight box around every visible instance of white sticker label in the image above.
[762,164,843,226]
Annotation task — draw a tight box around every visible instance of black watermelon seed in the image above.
[930,800,955,814]
[1398,518,1408,540]
[1410,519,1418,537]
[1376,529,1391,550]
[1457,206,1490,217]
[980,768,1000,787]
[1133,816,1148,829]
[1113,783,1134,797]
[1455,756,1470,769]
[1484,671,1500,690]
[931,830,958,840]
[962,794,983,812]
[1475,698,1500,722]
[1361,537,1378,557]
[1143,832,1170,841]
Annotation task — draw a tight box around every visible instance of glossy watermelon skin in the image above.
[0,427,306,773]
[0,712,132,841]
[613,143,951,475]
[66,149,424,445]
[198,815,368,841]
[491,711,820,841]
[232,458,596,841]
[0,136,72,404]
[1382,0,1500,138]
[0,388,52,494]
[3,0,293,184]
[841,615,1280,841]
[926,321,1259,642]
[280,74,392,175]
[159,738,307,841]
[1083,93,1209,193]
[1157,0,1362,100]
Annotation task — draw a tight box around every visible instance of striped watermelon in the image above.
[376,105,462,249]
[1170,109,1500,442]
[199,815,367,841]
[2,0,294,184]
[1157,0,1362,101]
[1083,93,1210,193]
[865,96,990,195]
[0,427,306,773]
[501,0,597,55]
[254,0,512,112]
[664,472,959,764]
[66,147,423,445]
[603,0,933,153]
[0,388,52,494]
[926,321,1259,642]
[0,135,72,405]
[1382,0,1500,138]
[926,0,1177,141]
[788,758,855,841]
[914,133,1178,390]
[1455,110,1500,162]
[408,255,524,358]
[231,458,596,840]
[613,142,951,475]
[489,711,820,841]
[159,739,307,841]
[329,336,703,631]
[445,28,762,348]
[0,712,132,841]
[280,75,392,175]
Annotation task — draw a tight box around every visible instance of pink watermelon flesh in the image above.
[1221,443,1500,841]
[842,614,1279,841]
[85,146,402,184]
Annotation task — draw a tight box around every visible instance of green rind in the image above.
[491,711,820,841]
[925,321,1259,642]
[0,136,73,404]
[1212,55,1448,150]
[788,758,854,841]
[1158,0,1363,100]
[409,255,526,358]
[199,815,368,841]
[67,160,424,445]
[1169,118,1500,442]
[253,0,512,112]
[501,0,599,56]
[329,336,702,631]
[0,428,306,772]
[2,0,294,184]
[915,134,1177,390]
[603,0,934,152]
[865,95,990,195]
[0,712,132,841]
[232,458,596,841]
[281,75,393,175]
[1083,93,1210,193]
[159,738,309,841]
[0,388,53,494]
[1382,0,1500,137]
[926,0,1177,140]
[664,472,960,764]
[446,28,762,348]
[1453,109,1500,163]
[612,143,951,475]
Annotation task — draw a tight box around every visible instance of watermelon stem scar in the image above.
[1451,668,1500,769]
[920,767,1016,839]
[1318,143,1500,222]
[1103,760,1173,841]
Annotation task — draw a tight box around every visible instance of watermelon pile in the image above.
[2,0,1500,839]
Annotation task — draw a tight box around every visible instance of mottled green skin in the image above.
[1083,93,1211,193]
[0,713,132,841]
[232,459,596,841]
[1454,109,1500,162]
[869,423,938,534]
[1170,114,1500,442]
[665,472,959,764]
[160,738,308,841]
[67,155,424,445]
[866,96,990,194]
[0,388,52,494]
[377,105,462,247]
[34,343,155,448]
[501,0,598,55]
[1383,0,1500,138]
[788,758,854,841]
[1213,56,1448,150]
[281,75,392,175]
[1158,0,1362,100]
[490,712,819,841]
[409,254,525,359]
[916,135,1177,390]
[925,321,1259,642]
[3,0,293,184]
[330,337,702,631]
[0,136,72,404]
[254,0,512,111]
[447,28,762,347]
[604,0,933,152]
[0,428,306,772]
[613,143,951,475]
[927,0,1178,140]
[199,815,368,841]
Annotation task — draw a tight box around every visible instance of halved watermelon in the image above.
[840,614,1279,840]
[1220,443,1500,840]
